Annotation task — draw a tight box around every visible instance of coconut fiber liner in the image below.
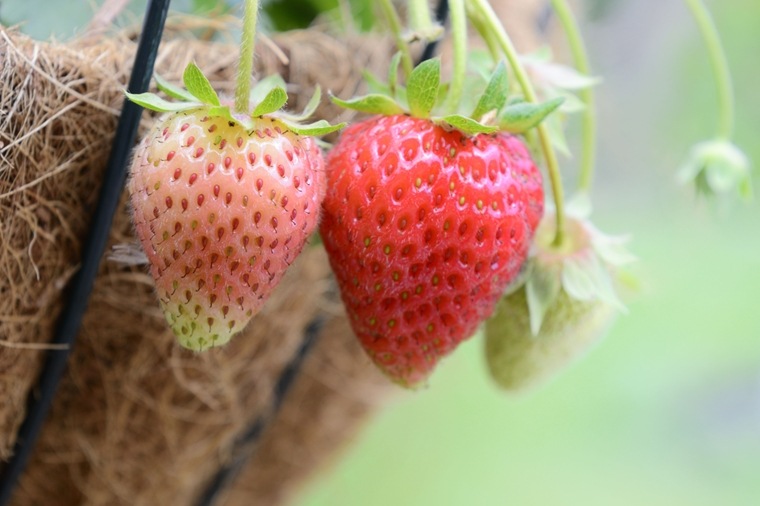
[0,24,392,506]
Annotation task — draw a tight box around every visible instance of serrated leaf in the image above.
[252,86,288,117]
[280,119,345,136]
[437,115,499,135]
[250,75,288,106]
[154,74,196,102]
[207,105,254,130]
[125,92,202,113]
[388,52,402,97]
[472,61,508,120]
[182,62,220,106]
[498,97,564,133]
[525,265,562,335]
[332,94,405,115]
[406,58,440,118]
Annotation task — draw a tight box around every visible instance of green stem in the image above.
[550,0,596,193]
[378,0,414,78]
[684,0,734,139]
[469,0,567,247]
[444,0,467,114]
[408,0,433,32]
[235,0,259,113]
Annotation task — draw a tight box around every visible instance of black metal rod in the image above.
[195,316,325,506]
[0,1,171,503]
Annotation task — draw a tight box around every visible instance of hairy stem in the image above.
[235,0,259,113]
[469,0,567,247]
[378,0,414,78]
[550,0,596,193]
[684,0,734,139]
[444,0,467,114]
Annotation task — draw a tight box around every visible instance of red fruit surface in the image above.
[129,110,324,350]
[320,115,544,386]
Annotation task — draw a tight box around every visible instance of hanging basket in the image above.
[0,25,391,506]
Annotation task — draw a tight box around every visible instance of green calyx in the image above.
[678,138,753,200]
[502,196,635,336]
[126,62,345,137]
[332,58,563,136]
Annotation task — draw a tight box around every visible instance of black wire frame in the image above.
[0,1,172,503]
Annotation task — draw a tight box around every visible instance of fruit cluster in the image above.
[126,0,747,392]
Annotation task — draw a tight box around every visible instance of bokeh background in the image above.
[2,0,758,505]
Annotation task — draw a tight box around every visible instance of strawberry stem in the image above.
[444,0,467,114]
[550,0,597,194]
[469,0,567,247]
[378,0,414,78]
[235,0,259,114]
[684,0,735,140]
[408,0,434,33]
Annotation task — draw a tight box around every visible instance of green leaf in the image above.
[592,233,637,267]
[252,86,288,117]
[207,105,254,130]
[125,92,202,113]
[406,58,441,118]
[556,91,586,114]
[525,59,601,90]
[280,119,346,136]
[472,61,508,120]
[525,264,562,335]
[297,85,322,120]
[561,255,624,310]
[332,94,405,115]
[182,62,220,106]
[544,112,572,157]
[466,49,496,80]
[154,74,196,102]
[437,115,499,135]
[250,75,288,106]
[388,52,402,97]
[362,70,391,95]
[498,97,564,133]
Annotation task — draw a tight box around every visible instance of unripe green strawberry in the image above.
[129,111,324,350]
[485,285,616,391]
[126,64,342,350]
[320,114,544,387]
[484,205,634,392]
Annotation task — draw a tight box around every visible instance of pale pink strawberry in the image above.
[128,110,324,350]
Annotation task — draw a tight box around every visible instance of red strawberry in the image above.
[126,64,342,350]
[320,114,544,386]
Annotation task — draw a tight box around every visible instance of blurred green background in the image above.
[2,0,757,505]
